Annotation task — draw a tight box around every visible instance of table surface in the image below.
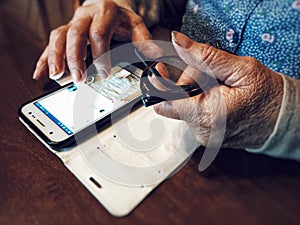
[1,1,300,225]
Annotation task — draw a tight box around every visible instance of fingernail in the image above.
[33,68,39,80]
[93,60,110,79]
[97,69,109,79]
[71,69,82,83]
[49,64,58,76]
[49,71,64,80]
[171,31,179,45]
[171,31,192,49]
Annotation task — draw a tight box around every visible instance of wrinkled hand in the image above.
[154,31,284,149]
[33,0,162,82]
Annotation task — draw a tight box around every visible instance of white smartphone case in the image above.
[19,76,200,217]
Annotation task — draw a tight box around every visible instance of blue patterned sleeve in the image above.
[181,0,300,79]
[181,0,300,160]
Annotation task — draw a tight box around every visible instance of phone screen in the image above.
[32,66,141,136]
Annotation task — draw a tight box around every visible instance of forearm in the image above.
[246,75,300,161]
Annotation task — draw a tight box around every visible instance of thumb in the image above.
[171,31,242,85]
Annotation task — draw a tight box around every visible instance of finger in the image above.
[126,11,164,59]
[33,46,49,80]
[153,101,180,120]
[171,31,243,85]
[155,62,170,79]
[146,62,171,91]
[66,9,92,82]
[177,66,220,93]
[154,93,202,122]
[47,25,69,80]
[88,3,119,78]
[176,66,200,85]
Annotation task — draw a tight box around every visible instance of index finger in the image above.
[87,3,120,78]
[66,9,92,82]
[172,31,242,84]
[130,14,164,59]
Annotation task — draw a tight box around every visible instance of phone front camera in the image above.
[49,131,53,135]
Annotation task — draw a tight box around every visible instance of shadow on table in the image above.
[192,146,300,179]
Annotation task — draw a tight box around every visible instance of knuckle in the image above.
[66,54,77,64]
[200,44,218,64]
[74,0,117,17]
[240,56,264,79]
[50,25,68,38]
[243,56,260,68]
[49,29,59,38]
[73,6,86,17]
[99,0,117,11]
[128,13,146,29]
[49,29,60,40]
[89,29,107,41]
[131,14,143,25]
[67,26,86,38]
[66,58,83,73]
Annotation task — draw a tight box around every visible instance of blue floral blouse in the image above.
[181,0,300,79]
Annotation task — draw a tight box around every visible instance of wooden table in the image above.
[1,1,300,224]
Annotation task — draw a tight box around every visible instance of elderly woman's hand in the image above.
[33,0,162,82]
[154,31,284,149]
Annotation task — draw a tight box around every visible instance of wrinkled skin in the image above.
[33,0,284,150]
[154,32,283,149]
[33,0,162,82]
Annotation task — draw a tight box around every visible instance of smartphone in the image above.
[18,64,143,150]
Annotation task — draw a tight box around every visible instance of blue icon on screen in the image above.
[67,85,77,92]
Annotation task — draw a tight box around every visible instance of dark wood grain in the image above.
[1,1,300,225]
